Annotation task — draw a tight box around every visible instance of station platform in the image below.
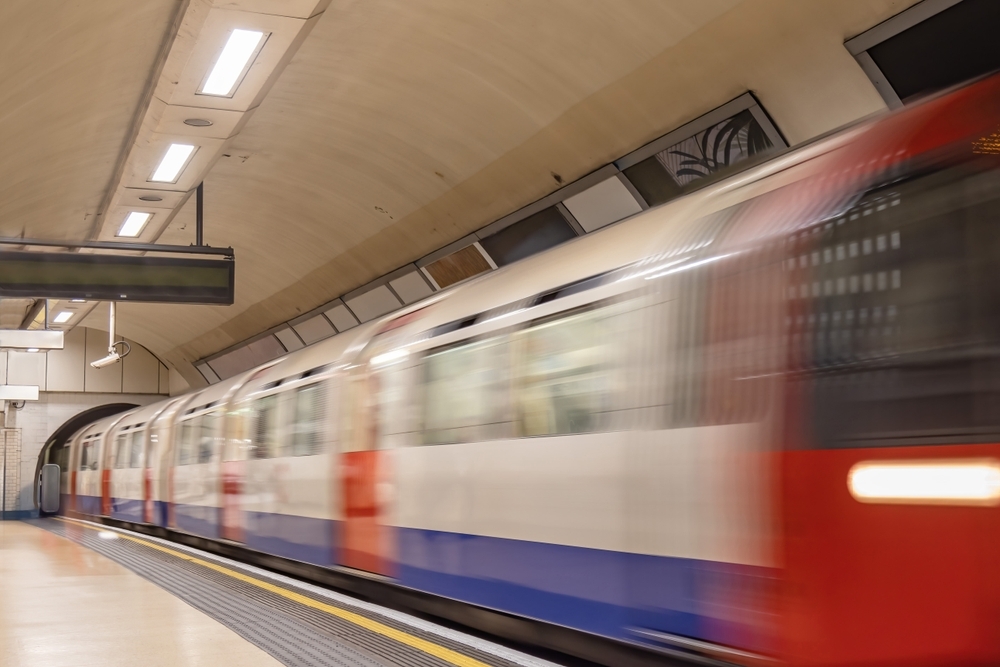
[0,519,563,667]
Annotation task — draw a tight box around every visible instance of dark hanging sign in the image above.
[0,251,234,304]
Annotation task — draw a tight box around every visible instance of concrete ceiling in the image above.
[0,0,918,385]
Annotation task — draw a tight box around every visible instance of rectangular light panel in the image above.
[849,460,1000,506]
[150,144,196,183]
[0,329,64,350]
[52,311,73,324]
[200,29,266,97]
[0,385,39,401]
[117,212,151,238]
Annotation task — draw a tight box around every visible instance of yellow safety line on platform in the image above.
[56,518,491,667]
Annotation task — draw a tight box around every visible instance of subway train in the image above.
[56,73,1000,667]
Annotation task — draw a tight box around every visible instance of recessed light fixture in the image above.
[53,311,73,324]
[117,211,152,238]
[183,118,214,127]
[70,299,86,303]
[150,143,196,183]
[26,348,39,353]
[200,29,266,97]
[138,195,163,202]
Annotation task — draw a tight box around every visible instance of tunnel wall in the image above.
[0,326,169,519]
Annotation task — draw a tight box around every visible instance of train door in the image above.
[339,311,426,575]
[340,365,390,574]
[100,432,112,516]
[69,438,79,514]
[220,404,246,542]
[143,427,156,523]
[220,366,280,543]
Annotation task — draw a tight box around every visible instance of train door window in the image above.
[80,440,98,471]
[147,434,158,470]
[198,412,219,464]
[343,370,376,453]
[804,165,1000,446]
[251,395,279,459]
[176,419,197,466]
[376,356,417,446]
[224,409,247,462]
[130,431,144,469]
[55,446,70,473]
[291,384,325,456]
[513,305,618,436]
[665,268,710,428]
[114,434,130,469]
[422,336,509,445]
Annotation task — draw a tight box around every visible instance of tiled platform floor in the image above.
[0,520,282,667]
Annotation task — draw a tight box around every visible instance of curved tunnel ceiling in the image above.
[0,0,919,385]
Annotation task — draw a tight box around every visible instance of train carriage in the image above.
[58,73,1000,666]
[106,403,161,523]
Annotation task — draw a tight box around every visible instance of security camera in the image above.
[90,351,122,369]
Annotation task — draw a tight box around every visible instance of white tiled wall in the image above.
[5,392,164,516]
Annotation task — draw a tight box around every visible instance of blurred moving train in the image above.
[53,73,1000,666]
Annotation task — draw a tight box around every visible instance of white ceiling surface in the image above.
[0,1,180,241]
[7,0,917,384]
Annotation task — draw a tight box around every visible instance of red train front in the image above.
[772,74,1000,666]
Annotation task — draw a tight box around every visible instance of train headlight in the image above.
[848,459,1000,506]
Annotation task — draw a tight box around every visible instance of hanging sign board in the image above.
[0,252,234,304]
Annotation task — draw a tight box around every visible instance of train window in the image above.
[803,165,1000,447]
[290,384,325,456]
[54,446,70,473]
[114,434,130,469]
[377,355,416,445]
[252,395,279,459]
[79,440,98,471]
[130,431,144,469]
[422,336,508,445]
[700,246,781,425]
[198,412,219,464]
[176,419,197,466]
[513,305,616,436]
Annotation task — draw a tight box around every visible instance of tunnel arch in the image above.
[31,402,138,510]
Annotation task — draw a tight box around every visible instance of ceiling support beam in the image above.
[0,237,232,258]
[18,300,43,330]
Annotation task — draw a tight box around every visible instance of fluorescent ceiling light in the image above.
[848,460,1000,506]
[150,144,196,183]
[26,348,38,353]
[200,29,266,97]
[52,311,73,324]
[117,212,151,238]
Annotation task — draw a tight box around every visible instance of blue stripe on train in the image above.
[173,503,220,539]
[153,500,169,527]
[395,527,768,647]
[74,494,102,516]
[111,497,143,522]
[245,511,338,567]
